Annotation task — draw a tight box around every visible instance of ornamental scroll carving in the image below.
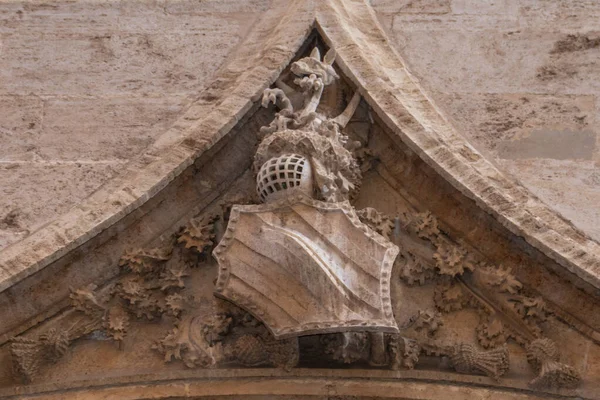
[8,46,582,392]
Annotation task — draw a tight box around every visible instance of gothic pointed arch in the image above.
[1,1,599,399]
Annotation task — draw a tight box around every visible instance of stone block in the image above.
[164,0,271,14]
[531,32,600,95]
[500,158,600,241]
[0,31,244,96]
[0,95,43,161]
[371,0,450,14]
[387,29,551,94]
[0,163,118,250]
[40,96,188,161]
[431,92,596,154]
[451,0,519,16]
[519,0,600,31]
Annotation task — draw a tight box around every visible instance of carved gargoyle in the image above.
[256,46,362,202]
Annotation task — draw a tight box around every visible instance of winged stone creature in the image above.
[260,47,360,137]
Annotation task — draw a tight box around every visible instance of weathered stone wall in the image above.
[0,0,599,251]
[0,0,269,248]
[372,0,600,240]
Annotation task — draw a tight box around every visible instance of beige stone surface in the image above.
[0,0,597,306]
[0,369,586,400]
[214,198,398,338]
[0,0,268,249]
[373,0,600,241]
[0,0,598,251]
[0,1,598,398]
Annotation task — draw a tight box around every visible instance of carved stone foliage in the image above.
[70,236,199,341]
[357,205,581,388]
[153,303,299,371]
[10,213,219,383]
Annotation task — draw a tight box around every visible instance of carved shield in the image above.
[213,196,399,338]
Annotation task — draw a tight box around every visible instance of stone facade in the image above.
[0,1,599,399]
[1,0,599,249]
[372,0,600,241]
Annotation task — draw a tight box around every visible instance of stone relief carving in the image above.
[255,47,362,203]
[10,285,106,383]
[10,214,219,383]
[153,303,299,370]
[213,196,399,338]
[526,338,581,389]
[358,204,581,387]
[10,329,71,384]
[449,344,510,380]
[7,46,583,392]
[213,47,399,337]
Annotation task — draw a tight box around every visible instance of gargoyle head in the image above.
[291,47,339,85]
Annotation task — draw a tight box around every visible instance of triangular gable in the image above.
[1,1,599,398]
